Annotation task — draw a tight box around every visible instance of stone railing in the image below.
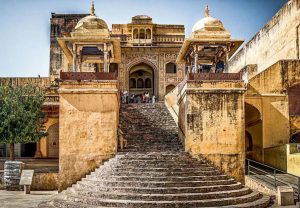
[188,72,242,81]
[60,72,118,81]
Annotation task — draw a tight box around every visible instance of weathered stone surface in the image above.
[4,161,24,191]
[58,81,119,190]
[178,80,246,183]
[38,103,270,208]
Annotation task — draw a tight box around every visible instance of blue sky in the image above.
[0,0,287,77]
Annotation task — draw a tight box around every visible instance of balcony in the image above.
[132,39,152,45]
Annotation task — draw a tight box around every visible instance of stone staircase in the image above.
[39,103,270,208]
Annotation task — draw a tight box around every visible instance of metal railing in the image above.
[246,158,300,201]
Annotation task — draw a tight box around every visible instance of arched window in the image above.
[139,29,145,39]
[166,62,177,73]
[133,29,138,39]
[146,29,151,39]
[145,78,152,88]
[129,78,136,89]
[137,78,144,88]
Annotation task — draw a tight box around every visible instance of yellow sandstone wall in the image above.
[58,81,119,191]
[178,81,246,183]
[228,0,300,74]
[40,117,59,158]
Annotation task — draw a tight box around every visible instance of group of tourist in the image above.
[121,90,155,104]
[191,60,225,73]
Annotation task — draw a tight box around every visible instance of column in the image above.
[103,43,108,73]
[194,53,198,73]
[34,140,42,158]
[72,44,77,72]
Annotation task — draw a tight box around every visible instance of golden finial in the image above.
[91,1,95,16]
[205,4,210,17]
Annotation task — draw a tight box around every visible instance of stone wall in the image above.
[0,77,50,88]
[228,0,300,74]
[246,60,300,141]
[178,80,246,183]
[58,81,119,190]
[32,172,59,190]
[245,176,276,196]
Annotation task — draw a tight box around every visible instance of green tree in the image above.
[0,84,47,160]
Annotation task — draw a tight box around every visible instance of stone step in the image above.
[87,174,229,182]
[79,178,236,188]
[101,166,217,172]
[67,187,252,201]
[60,191,262,207]
[73,182,244,194]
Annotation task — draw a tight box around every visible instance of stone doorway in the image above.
[47,123,59,158]
[129,63,154,100]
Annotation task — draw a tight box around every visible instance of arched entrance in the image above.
[245,103,262,162]
[129,63,154,98]
[47,123,59,158]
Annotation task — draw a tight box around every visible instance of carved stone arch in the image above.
[126,58,158,72]
[126,58,159,99]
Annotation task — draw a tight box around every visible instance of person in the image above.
[142,93,146,103]
[130,93,135,103]
[216,60,225,73]
[136,95,141,103]
[118,124,127,150]
[123,89,128,104]
[152,95,156,104]
[145,92,150,103]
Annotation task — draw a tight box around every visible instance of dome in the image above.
[192,16,225,33]
[131,15,153,24]
[75,2,108,30]
[75,15,108,30]
[192,5,226,33]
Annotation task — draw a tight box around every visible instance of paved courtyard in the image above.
[0,190,57,208]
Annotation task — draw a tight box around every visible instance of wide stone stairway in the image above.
[39,103,270,208]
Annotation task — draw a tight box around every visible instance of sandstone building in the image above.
[0,0,300,206]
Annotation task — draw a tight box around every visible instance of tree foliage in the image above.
[0,84,47,149]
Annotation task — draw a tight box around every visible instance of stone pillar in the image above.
[58,81,119,191]
[72,44,77,72]
[178,80,246,183]
[34,141,42,158]
[194,53,198,73]
[103,44,108,73]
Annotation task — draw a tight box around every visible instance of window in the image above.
[145,78,152,88]
[133,29,138,39]
[139,29,145,39]
[129,78,136,89]
[137,78,144,88]
[166,62,177,74]
[146,29,151,39]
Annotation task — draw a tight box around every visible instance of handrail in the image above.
[246,158,300,202]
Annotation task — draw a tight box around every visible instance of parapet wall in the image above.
[228,0,300,74]
[58,81,119,190]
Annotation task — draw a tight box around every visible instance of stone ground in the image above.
[0,190,299,208]
[0,190,57,208]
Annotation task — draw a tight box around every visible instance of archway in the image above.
[290,132,300,143]
[129,63,154,98]
[47,123,59,158]
[288,85,300,116]
[166,84,175,94]
[245,103,263,162]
